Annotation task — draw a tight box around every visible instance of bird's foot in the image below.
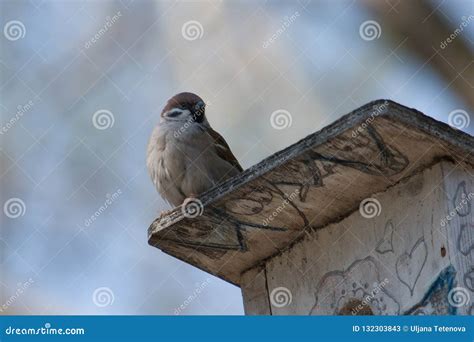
[159,208,173,217]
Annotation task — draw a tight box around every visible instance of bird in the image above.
[147,92,243,207]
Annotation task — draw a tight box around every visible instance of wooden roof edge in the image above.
[148,99,474,237]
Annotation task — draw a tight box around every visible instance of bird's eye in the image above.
[166,110,182,117]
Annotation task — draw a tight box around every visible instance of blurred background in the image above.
[0,0,472,315]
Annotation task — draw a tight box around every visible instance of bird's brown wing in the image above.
[206,127,243,172]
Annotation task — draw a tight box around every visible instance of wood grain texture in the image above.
[261,163,451,315]
[241,266,271,315]
[440,161,474,315]
[245,160,473,315]
[148,100,474,286]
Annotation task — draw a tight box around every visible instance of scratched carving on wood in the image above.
[309,256,400,315]
[376,220,395,254]
[451,180,474,313]
[223,182,309,229]
[395,237,428,296]
[464,267,474,291]
[405,266,457,315]
[159,205,288,258]
[263,125,409,202]
[156,125,410,255]
[458,223,474,256]
[453,181,471,217]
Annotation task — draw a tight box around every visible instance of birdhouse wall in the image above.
[241,160,473,315]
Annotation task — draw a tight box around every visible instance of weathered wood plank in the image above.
[441,161,474,315]
[262,163,454,315]
[148,100,474,286]
[241,267,271,315]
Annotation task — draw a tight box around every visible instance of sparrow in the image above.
[147,92,243,207]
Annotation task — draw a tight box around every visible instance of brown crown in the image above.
[161,92,205,116]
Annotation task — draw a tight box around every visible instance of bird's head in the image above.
[160,92,208,125]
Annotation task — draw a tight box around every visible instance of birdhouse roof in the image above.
[148,100,474,286]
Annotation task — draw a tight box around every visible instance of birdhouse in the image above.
[148,100,473,315]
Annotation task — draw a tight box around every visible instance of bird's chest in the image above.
[165,125,212,161]
[151,124,211,184]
